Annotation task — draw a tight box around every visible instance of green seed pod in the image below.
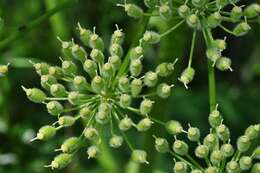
[131,78,143,97]
[109,43,123,57]
[22,87,46,103]
[206,48,221,65]
[118,3,144,19]
[71,44,87,62]
[49,66,63,78]
[137,118,153,132]
[33,62,49,76]
[84,127,99,141]
[178,4,190,18]
[0,64,9,76]
[237,135,251,152]
[83,59,97,77]
[48,153,72,169]
[91,76,104,93]
[165,120,183,135]
[251,163,260,173]
[119,94,132,108]
[213,39,227,51]
[99,102,110,112]
[90,49,104,64]
[89,32,104,51]
[144,0,157,8]
[210,150,223,165]
[226,161,240,173]
[130,59,143,77]
[131,150,149,164]
[58,116,75,127]
[216,0,228,9]
[143,31,160,44]
[119,116,133,131]
[159,4,172,20]
[60,137,80,153]
[208,107,222,128]
[191,170,203,173]
[207,12,222,28]
[111,26,124,45]
[41,75,57,90]
[195,145,209,158]
[245,125,259,140]
[230,6,242,22]
[50,84,67,97]
[77,23,92,46]
[47,101,63,116]
[73,76,88,90]
[57,38,74,59]
[36,125,56,141]
[174,161,188,173]
[253,146,260,159]
[192,0,207,8]
[79,106,91,118]
[187,127,200,142]
[216,124,230,142]
[95,110,109,124]
[144,71,158,87]
[233,22,251,36]
[154,136,169,153]
[109,135,123,148]
[118,76,130,92]
[108,55,121,70]
[216,57,232,71]
[205,166,218,173]
[87,145,99,159]
[179,67,195,89]
[220,143,234,157]
[156,83,172,98]
[130,46,143,60]
[156,61,176,77]
[62,60,77,75]
[239,156,252,170]
[203,133,217,150]
[68,91,81,105]
[244,3,260,18]
[101,63,114,79]
[186,14,200,28]
[173,140,189,156]
[140,99,154,115]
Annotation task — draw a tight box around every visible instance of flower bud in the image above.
[77,23,92,46]
[111,27,124,45]
[68,91,81,105]
[174,161,188,173]
[159,4,172,20]
[239,156,252,170]
[119,116,133,131]
[108,55,121,70]
[251,163,260,173]
[207,12,222,28]
[73,76,88,90]
[186,14,200,28]
[187,127,200,142]
[213,39,226,51]
[205,166,218,173]
[84,127,99,141]
[208,108,222,128]
[195,145,209,158]
[131,78,143,97]
[0,64,9,76]
[35,125,56,141]
[210,150,223,165]
[206,48,221,65]
[230,6,242,22]
[237,135,251,152]
[154,136,169,153]
[130,46,143,60]
[140,99,153,115]
[220,143,234,157]
[118,76,130,92]
[233,22,251,36]
[22,86,46,103]
[226,161,240,173]
[144,0,157,8]
[137,118,153,131]
[109,43,123,57]
[144,71,158,87]
[203,133,217,150]
[89,32,104,51]
[58,39,74,60]
[48,153,72,169]
[244,3,260,18]
[47,101,63,116]
[99,102,110,112]
[130,59,142,77]
[83,59,97,77]
[95,110,109,124]
[131,150,149,164]
[216,57,232,71]
[120,94,132,108]
[173,140,189,155]
[245,125,259,140]
[33,62,49,76]
[178,5,190,18]
[156,62,175,77]
[216,124,230,142]
[90,49,104,64]
[165,120,183,135]
[50,84,67,97]
[109,135,123,148]
[48,66,63,78]
[101,63,114,79]
[41,75,57,90]
[71,44,87,62]
[192,0,207,8]
[179,67,195,89]
[62,60,77,75]
[58,116,75,127]
[143,31,160,44]
[87,145,99,159]
[60,137,80,153]
[156,83,172,98]
[91,76,104,93]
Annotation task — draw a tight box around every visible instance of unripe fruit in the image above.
[48,66,63,78]
[213,39,227,51]
[239,156,252,170]
[47,101,63,116]
[58,116,75,127]
[77,23,92,46]
[91,76,104,93]
[131,78,143,97]
[140,99,153,115]
[48,153,72,169]
[156,83,172,98]
[87,145,99,159]
[119,94,132,108]
[203,133,217,150]
[130,59,142,77]
[22,86,46,103]
[231,6,242,22]
[237,135,251,152]
[73,76,88,90]
[108,55,121,70]
[130,46,143,60]
[109,43,123,57]
[118,76,130,92]
[251,163,260,173]
[50,84,67,97]
[159,4,172,20]
[68,91,81,105]
[89,32,104,51]
[137,118,153,131]
[95,110,109,124]
[205,166,218,173]
[244,3,260,18]
[101,63,114,79]
[71,44,87,62]
[187,127,200,142]
[118,3,144,19]
[41,75,57,90]
[178,5,190,18]
[179,67,195,89]
[210,150,223,165]
[131,150,149,164]
[226,161,240,173]
[35,125,56,141]
[216,57,232,71]
[99,102,110,112]
[166,120,183,135]
[111,26,124,45]
[245,125,259,140]
[90,49,104,64]
[208,108,222,128]
[144,71,158,87]
[206,48,221,65]
[195,145,209,158]
[220,143,234,157]
[83,59,97,77]
[143,31,160,44]
[233,22,251,36]
[119,116,133,131]
[174,161,188,173]
[216,124,230,142]
[60,137,80,153]
[62,60,77,75]
[173,140,189,155]
[207,12,222,28]
[154,137,169,153]
[58,39,74,60]
[109,135,123,148]
[156,62,176,77]
[33,62,49,76]
[186,14,200,28]
[84,127,99,142]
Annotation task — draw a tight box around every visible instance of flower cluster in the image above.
[22,23,178,169]
[154,104,260,173]
[118,0,260,88]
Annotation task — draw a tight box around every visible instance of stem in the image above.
[159,20,185,38]
[185,154,204,171]
[0,0,78,50]
[188,30,197,68]
[219,25,237,36]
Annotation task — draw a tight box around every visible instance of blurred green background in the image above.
[0,0,259,173]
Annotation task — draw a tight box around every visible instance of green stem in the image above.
[185,154,204,171]
[159,20,185,38]
[188,30,197,68]
[0,0,78,50]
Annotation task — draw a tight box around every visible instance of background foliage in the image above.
[0,0,259,172]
